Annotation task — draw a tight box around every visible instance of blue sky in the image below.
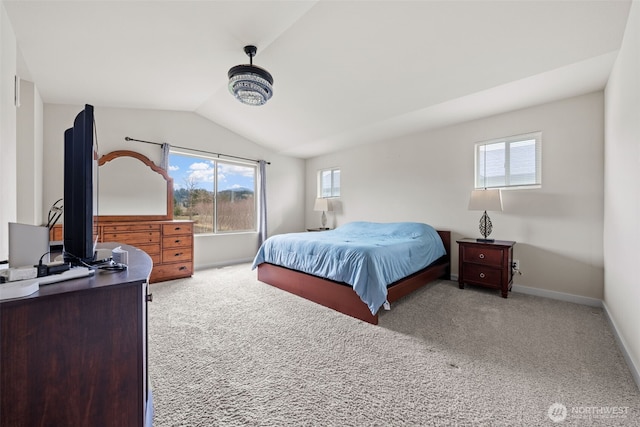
[168,153,255,192]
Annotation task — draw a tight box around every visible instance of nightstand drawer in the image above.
[461,264,502,288]
[462,246,503,267]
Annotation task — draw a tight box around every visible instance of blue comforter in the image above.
[252,221,446,315]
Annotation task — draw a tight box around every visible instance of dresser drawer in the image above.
[103,231,161,245]
[162,234,193,249]
[150,262,193,282]
[143,252,161,265]
[101,223,161,233]
[462,246,503,267]
[135,244,161,265]
[50,224,63,241]
[162,223,193,236]
[461,264,502,288]
[162,248,192,264]
[99,220,194,283]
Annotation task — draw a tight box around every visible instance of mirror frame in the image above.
[97,150,174,222]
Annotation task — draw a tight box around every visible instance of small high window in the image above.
[475,132,541,189]
[318,168,340,198]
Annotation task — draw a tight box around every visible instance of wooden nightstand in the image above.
[457,238,516,298]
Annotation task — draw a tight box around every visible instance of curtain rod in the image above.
[124,137,271,165]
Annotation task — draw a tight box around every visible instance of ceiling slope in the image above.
[4,0,631,158]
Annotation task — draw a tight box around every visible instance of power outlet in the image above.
[512,259,520,270]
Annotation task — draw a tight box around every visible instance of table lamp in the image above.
[314,198,331,229]
[468,189,502,242]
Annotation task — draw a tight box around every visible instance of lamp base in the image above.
[477,211,494,243]
[476,238,495,243]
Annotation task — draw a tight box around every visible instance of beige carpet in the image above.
[148,264,640,426]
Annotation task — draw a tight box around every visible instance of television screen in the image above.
[63,104,97,265]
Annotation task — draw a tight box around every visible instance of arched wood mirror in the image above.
[97,150,173,221]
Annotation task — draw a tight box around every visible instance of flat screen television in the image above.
[63,104,97,265]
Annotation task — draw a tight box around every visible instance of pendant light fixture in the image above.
[228,45,274,106]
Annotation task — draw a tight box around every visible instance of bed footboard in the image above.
[257,263,378,324]
[257,230,451,325]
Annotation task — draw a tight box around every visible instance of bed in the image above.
[252,222,451,324]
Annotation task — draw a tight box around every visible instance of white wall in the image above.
[0,2,17,260]
[306,91,605,300]
[16,79,44,225]
[604,0,640,386]
[43,104,305,268]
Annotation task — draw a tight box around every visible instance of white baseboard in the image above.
[602,301,640,391]
[450,277,639,390]
[511,284,603,307]
[194,258,254,271]
[496,282,639,391]
[449,275,602,307]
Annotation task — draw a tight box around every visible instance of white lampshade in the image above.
[314,198,331,212]
[468,189,503,212]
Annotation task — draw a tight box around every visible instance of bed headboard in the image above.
[436,230,451,279]
[436,230,451,257]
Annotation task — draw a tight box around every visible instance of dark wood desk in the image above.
[0,243,153,427]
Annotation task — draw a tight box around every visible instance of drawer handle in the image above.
[174,252,183,257]
[174,227,182,231]
[479,273,486,278]
[174,239,181,244]
[179,266,187,271]
[479,253,485,259]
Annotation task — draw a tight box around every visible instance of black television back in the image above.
[63,104,96,265]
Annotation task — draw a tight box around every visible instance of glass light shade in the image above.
[228,65,273,106]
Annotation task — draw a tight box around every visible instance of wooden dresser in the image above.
[49,151,194,284]
[0,243,153,426]
[52,220,194,283]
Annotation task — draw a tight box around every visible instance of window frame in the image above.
[474,131,542,190]
[168,149,258,235]
[317,167,340,198]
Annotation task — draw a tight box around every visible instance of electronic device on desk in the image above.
[36,260,70,278]
[8,223,50,268]
[63,104,99,267]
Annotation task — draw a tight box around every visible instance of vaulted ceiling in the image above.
[4,0,631,158]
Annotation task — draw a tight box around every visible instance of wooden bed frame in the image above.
[257,230,451,325]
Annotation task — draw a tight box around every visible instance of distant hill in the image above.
[174,187,254,206]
